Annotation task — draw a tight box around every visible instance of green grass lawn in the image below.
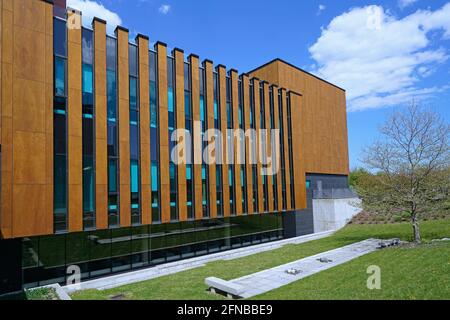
[71,219,450,300]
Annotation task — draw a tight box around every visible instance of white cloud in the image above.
[67,0,122,34]
[317,4,326,15]
[398,0,418,9]
[309,4,450,111]
[159,4,171,15]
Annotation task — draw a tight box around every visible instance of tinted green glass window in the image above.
[82,156,94,212]
[54,18,67,57]
[151,161,160,222]
[107,70,117,122]
[108,159,117,193]
[55,58,66,97]
[130,77,138,111]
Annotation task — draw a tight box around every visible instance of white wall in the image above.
[313,198,362,233]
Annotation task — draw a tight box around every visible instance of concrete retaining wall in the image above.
[313,198,362,233]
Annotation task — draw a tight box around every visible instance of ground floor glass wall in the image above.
[22,213,283,288]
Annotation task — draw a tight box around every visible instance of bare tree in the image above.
[357,103,450,243]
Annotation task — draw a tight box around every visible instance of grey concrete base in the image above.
[63,230,335,294]
[313,198,362,233]
[208,239,382,299]
[205,277,244,297]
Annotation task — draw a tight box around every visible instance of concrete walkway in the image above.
[216,239,381,298]
[63,230,335,294]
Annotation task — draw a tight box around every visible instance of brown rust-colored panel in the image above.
[1,3,10,237]
[3,0,54,238]
[13,128,46,184]
[263,82,274,212]
[273,86,283,211]
[156,43,170,223]
[44,1,54,235]
[137,35,151,225]
[280,89,291,210]
[189,55,203,220]
[0,0,2,143]
[242,75,253,214]
[67,10,83,232]
[174,49,187,221]
[12,184,47,238]
[13,0,46,33]
[117,27,131,226]
[217,65,230,216]
[252,78,264,213]
[250,60,349,176]
[13,26,45,83]
[93,19,108,229]
[204,60,217,218]
[289,92,306,210]
[230,70,242,214]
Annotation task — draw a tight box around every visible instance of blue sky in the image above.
[68,0,450,169]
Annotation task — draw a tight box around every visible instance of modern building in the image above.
[0,0,355,295]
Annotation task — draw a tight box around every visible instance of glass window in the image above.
[151,161,160,222]
[202,164,208,218]
[55,58,66,97]
[82,64,93,95]
[54,110,67,232]
[107,70,117,122]
[168,58,175,130]
[131,160,140,206]
[130,77,138,110]
[216,165,223,217]
[186,164,194,219]
[226,81,232,129]
[82,28,93,65]
[82,155,95,227]
[54,18,67,57]
[229,165,235,215]
[106,37,117,71]
[170,162,178,221]
[108,159,118,193]
[129,45,138,77]
[252,165,258,212]
[150,81,157,128]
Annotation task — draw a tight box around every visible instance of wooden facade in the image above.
[0,0,349,239]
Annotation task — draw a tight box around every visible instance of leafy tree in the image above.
[356,103,449,243]
[348,167,370,189]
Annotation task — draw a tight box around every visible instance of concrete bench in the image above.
[205,277,245,298]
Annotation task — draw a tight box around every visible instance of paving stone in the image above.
[222,239,384,298]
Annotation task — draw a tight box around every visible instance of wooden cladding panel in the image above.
[289,92,306,210]
[67,10,83,232]
[273,86,283,211]
[242,75,253,214]
[280,89,292,210]
[252,79,264,213]
[230,70,242,214]
[156,43,170,223]
[1,1,13,238]
[1,0,53,238]
[93,19,108,229]
[189,55,203,220]
[117,27,131,226]
[137,36,151,225]
[174,49,187,220]
[263,82,273,212]
[250,60,349,176]
[217,66,230,216]
[204,61,217,218]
